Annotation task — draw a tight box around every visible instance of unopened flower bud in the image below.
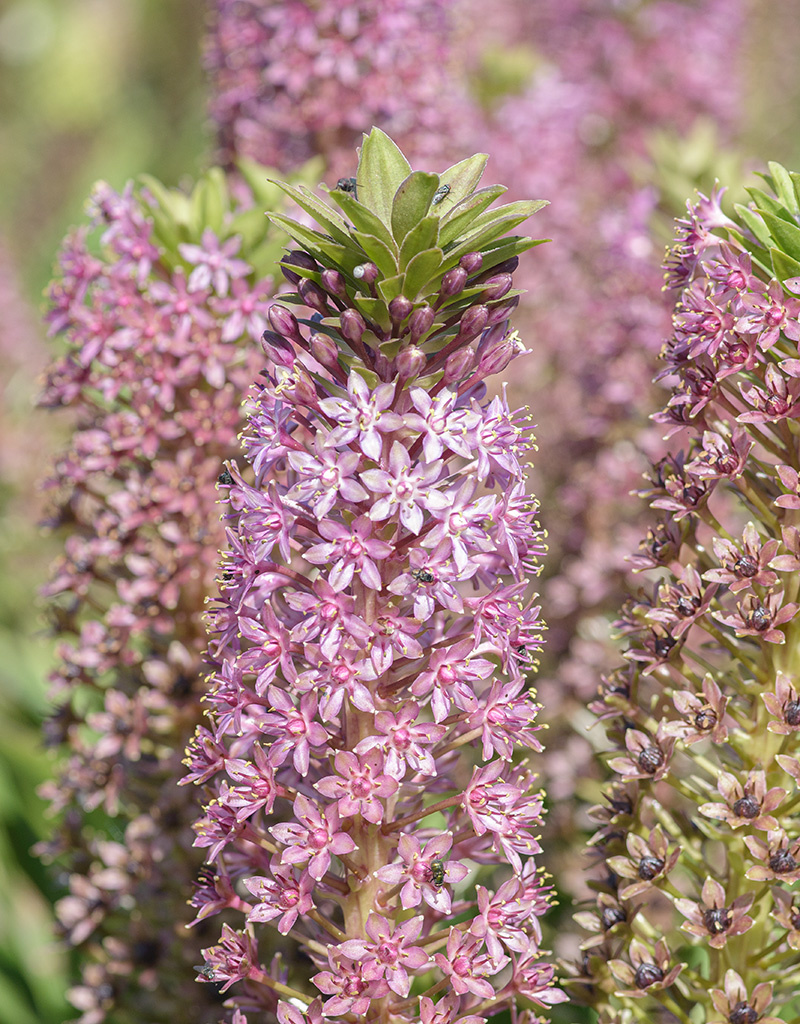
[293,371,319,407]
[353,262,378,285]
[389,295,413,323]
[409,304,435,342]
[482,273,513,301]
[484,256,519,277]
[441,267,468,298]
[485,296,519,326]
[396,345,427,380]
[299,279,330,314]
[280,251,319,284]
[276,366,318,407]
[340,308,366,344]
[475,322,507,356]
[456,304,489,343]
[269,304,303,343]
[309,332,340,369]
[261,330,296,367]
[442,345,476,384]
[321,268,348,299]
[476,333,524,377]
[459,252,483,274]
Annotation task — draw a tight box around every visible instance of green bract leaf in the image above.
[442,209,546,269]
[435,152,489,209]
[271,182,353,248]
[351,232,398,278]
[770,246,800,282]
[474,235,550,272]
[438,185,508,246]
[391,172,440,243]
[464,198,548,237]
[267,212,351,266]
[399,216,440,271]
[768,161,800,217]
[760,209,800,261]
[377,273,405,304]
[403,248,444,298]
[746,186,794,223]
[732,204,772,250]
[326,189,398,254]
[356,127,412,228]
[353,295,391,331]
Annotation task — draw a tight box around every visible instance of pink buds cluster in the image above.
[187,130,564,1023]
[573,167,800,1022]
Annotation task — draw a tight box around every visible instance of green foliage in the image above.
[469,42,540,110]
[644,119,746,240]
[268,127,548,332]
[139,156,324,279]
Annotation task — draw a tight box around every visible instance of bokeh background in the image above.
[2,2,800,1023]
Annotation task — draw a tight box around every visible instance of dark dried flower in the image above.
[674,877,754,948]
[700,770,785,831]
[608,938,684,999]
[710,969,782,1024]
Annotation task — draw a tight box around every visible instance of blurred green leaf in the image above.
[770,246,800,281]
[760,208,800,260]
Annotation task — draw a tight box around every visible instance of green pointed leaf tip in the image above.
[357,127,412,228]
[768,160,800,217]
[262,132,548,298]
[436,152,490,208]
[745,186,793,224]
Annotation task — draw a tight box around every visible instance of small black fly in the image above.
[336,177,359,200]
[432,183,451,205]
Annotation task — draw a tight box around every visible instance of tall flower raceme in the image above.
[204,0,475,176]
[571,165,800,1022]
[37,158,321,1024]
[188,129,565,1024]
[480,0,746,844]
